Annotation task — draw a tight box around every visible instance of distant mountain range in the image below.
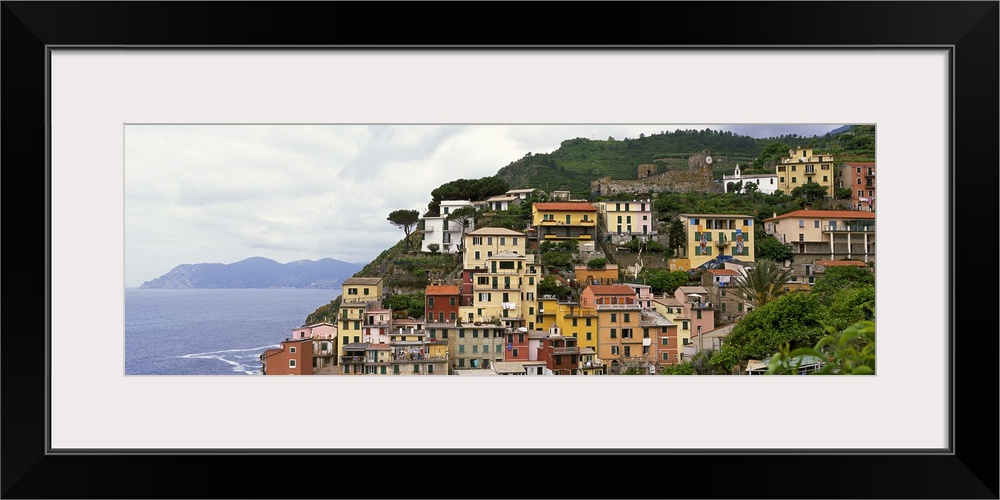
[138,257,363,289]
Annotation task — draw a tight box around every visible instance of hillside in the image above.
[139,257,362,289]
[496,126,873,196]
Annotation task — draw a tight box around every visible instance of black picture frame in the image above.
[3,2,997,498]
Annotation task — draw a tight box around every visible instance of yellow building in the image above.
[536,296,559,332]
[461,251,539,330]
[776,147,835,196]
[462,227,527,270]
[652,295,692,357]
[337,302,367,352]
[341,277,385,304]
[531,202,598,241]
[675,213,755,269]
[552,301,599,352]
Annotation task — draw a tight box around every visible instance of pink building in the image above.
[674,286,715,345]
[839,162,876,211]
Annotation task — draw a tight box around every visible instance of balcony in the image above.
[825,224,875,233]
[687,302,713,310]
[620,336,644,344]
[340,355,366,364]
[314,350,336,357]
[581,359,603,368]
[550,346,580,355]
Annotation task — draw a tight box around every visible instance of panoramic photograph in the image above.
[125,124,876,376]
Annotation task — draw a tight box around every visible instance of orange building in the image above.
[261,338,313,375]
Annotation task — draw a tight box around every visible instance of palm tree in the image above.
[732,259,794,309]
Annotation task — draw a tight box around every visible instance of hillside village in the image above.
[261,142,876,376]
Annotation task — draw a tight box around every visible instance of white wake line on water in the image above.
[178,344,280,375]
[178,345,281,358]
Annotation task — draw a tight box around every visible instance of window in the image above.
[363,288,369,295]
[450,312,456,321]
[450,297,456,306]
[459,345,465,354]
[610,313,617,322]
[289,347,296,353]
[442,331,449,339]
[682,321,688,330]
[288,359,296,368]
[428,297,434,308]
[662,353,670,361]
[857,190,863,197]
[513,237,518,246]
[779,177,785,183]
[427,364,433,374]
[868,190,874,196]
[393,365,400,374]
[478,292,491,302]
[696,310,702,320]
[798,220,804,228]
[610,328,617,338]
[586,332,592,341]
[798,234,804,241]
[623,313,630,323]
[458,359,465,368]
[496,344,502,353]
[792,177,797,183]
[472,330,479,338]
[487,237,493,245]
[499,237,505,245]
[823,176,828,182]
[413,364,420,373]
[572,318,578,327]
[459,330,465,339]
[348,288,358,295]
[642,346,650,355]
[473,236,482,245]
[611,346,619,355]
[621,328,633,339]
[662,337,669,346]
[586,318,592,326]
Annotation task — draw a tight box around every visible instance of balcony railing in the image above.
[581,359,603,368]
[687,302,713,310]
[825,225,875,232]
[595,304,641,310]
[550,346,580,355]
[340,356,366,364]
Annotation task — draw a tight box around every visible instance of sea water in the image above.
[124,288,337,375]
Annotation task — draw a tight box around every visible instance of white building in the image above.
[722,164,779,195]
[421,199,475,254]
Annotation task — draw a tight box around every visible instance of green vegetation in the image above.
[713,263,876,374]
[755,235,793,262]
[790,181,829,203]
[537,275,573,301]
[383,293,426,320]
[586,258,607,269]
[766,321,875,375]
[642,268,689,295]
[659,362,696,375]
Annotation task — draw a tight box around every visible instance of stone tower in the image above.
[637,164,657,179]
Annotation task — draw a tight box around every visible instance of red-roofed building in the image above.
[839,162,876,212]
[425,284,461,325]
[764,209,875,285]
[531,202,598,241]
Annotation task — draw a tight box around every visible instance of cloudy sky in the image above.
[124,124,843,287]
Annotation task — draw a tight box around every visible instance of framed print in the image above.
[3,1,997,498]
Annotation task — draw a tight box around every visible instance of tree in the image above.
[835,187,853,200]
[644,269,689,295]
[755,235,793,262]
[387,209,420,251]
[790,181,828,203]
[712,292,826,374]
[752,141,790,170]
[743,182,759,195]
[445,206,478,241]
[731,258,793,309]
[383,293,425,319]
[666,218,686,257]
[426,243,440,255]
[587,258,607,269]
